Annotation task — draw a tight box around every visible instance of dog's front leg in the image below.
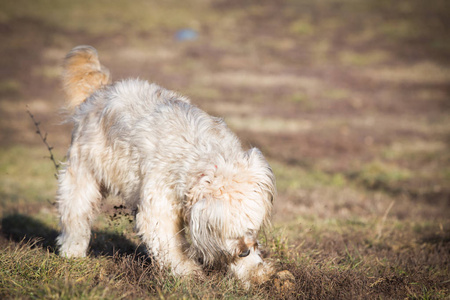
[136,190,203,277]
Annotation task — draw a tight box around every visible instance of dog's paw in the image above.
[172,260,205,279]
[273,270,295,295]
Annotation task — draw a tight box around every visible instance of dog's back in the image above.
[59,46,243,201]
[62,45,110,112]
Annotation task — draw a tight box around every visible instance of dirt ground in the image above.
[0,0,449,299]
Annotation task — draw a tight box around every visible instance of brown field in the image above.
[0,0,449,299]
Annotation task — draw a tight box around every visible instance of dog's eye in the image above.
[239,249,250,258]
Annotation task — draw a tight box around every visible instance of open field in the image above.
[0,0,449,298]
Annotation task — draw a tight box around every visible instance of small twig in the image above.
[26,106,60,178]
[376,200,395,240]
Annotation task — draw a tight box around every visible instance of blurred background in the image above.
[0,0,449,298]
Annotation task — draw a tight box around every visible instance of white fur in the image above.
[57,72,276,286]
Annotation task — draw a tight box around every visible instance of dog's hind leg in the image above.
[136,188,203,277]
[56,156,101,258]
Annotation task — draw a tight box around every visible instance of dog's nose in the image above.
[239,249,250,257]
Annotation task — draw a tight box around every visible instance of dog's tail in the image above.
[62,45,110,112]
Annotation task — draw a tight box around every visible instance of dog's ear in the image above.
[184,168,215,220]
[245,148,276,204]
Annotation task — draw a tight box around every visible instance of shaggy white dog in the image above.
[56,46,276,287]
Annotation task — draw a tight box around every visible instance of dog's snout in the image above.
[239,249,251,258]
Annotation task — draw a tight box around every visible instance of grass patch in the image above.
[271,161,347,193]
[289,18,315,36]
[2,218,448,299]
[0,79,22,96]
[363,62,450,85]
[290,91,309,104]
[339,50,391,66]
[0,0,215,36]
[0,146,61,213]
[0,241,139,299]
[322,88,351,101]
[0,238,276,299]
[354,161,411,191]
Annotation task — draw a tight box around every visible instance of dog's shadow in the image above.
[1,213,147,258]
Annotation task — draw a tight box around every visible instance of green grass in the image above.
[0,242,137,299]
[1,145,447,299]
[338,50,391,67]
[354,160,411,190]
[0,79,22,96]
[0,239,265,299]
[1,216,448,299]
[271,161,347,193]
[0,146,60,213]
[0,0,214,35]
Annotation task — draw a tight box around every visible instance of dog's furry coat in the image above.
[57,46,276,287]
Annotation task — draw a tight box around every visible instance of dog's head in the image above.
[186,148,275,285]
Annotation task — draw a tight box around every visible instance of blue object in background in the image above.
[175,29,198,41]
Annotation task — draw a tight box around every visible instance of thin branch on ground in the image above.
[26,106,60,178]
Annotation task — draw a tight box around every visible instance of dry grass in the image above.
[1,0,449,298]
[1,210,448,299]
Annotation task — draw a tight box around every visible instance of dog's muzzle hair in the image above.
[56,45,276,288]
